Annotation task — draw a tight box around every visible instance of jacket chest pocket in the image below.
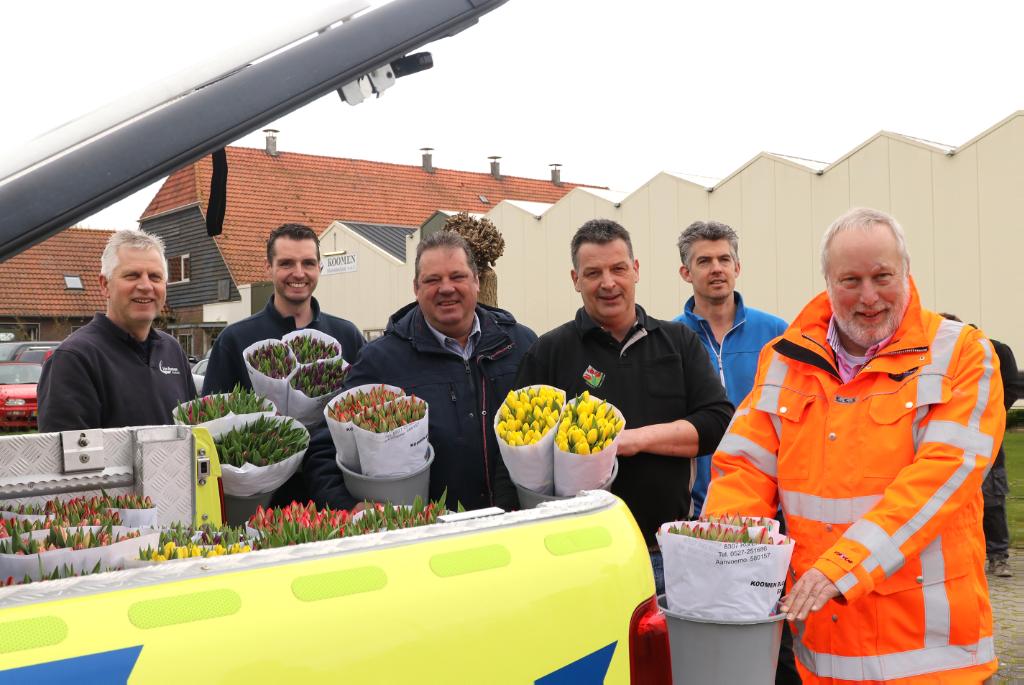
[863,373,951,479]
[485,356,519,392]
[761,386,816,481]
[642,353,686,399]
[642,353,688,424]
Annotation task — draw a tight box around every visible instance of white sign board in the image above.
[322,252,357,275]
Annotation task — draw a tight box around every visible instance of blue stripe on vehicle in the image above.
[535,641,616,684]
[0,645,142,684]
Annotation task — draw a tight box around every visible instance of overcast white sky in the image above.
[4,0,1023,230]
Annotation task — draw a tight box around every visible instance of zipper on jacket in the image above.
[472,342,514,506]
[449,383,456,403]
[473,355,493,505]
[699,320,742,387]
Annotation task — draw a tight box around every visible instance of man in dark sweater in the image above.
[38,230,196,431]
[201,223,365,396]
[202,223,365,506]
[515,219,733,594]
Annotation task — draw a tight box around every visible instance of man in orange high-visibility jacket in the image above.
[703,207,1004,684]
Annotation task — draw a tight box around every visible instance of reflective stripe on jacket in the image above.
[704,281,1004,684]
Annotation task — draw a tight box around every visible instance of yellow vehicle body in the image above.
[0,492,653,683]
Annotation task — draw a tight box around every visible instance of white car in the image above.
[191,357,208,392]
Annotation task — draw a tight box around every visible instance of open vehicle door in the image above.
[0,0,508,261]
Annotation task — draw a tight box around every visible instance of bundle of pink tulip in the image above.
[657,513,794,620]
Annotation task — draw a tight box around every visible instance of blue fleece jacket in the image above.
[674,292,787,513]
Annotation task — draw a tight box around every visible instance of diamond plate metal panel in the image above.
[0,426,195,525]
[135,426,195,526]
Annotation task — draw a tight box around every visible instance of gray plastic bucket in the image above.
[339,444,434,506]
[515,459,619,509]
[658,596,784,685]
[223,490,274,526]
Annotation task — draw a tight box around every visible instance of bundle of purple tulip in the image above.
[243,330,349,427]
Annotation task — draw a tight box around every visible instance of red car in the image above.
[0,362,42,430]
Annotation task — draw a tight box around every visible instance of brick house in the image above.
[0,228,114,342]
[140,142,592,356]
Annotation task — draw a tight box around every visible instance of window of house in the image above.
[217,278,231,301]
[168,254,191,283]
[64,275,84,289]
[177,333,193,357]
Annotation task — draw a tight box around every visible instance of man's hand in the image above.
[780,568,840,621]
[351,502,368,515]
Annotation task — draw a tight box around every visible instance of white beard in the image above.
[828,278,910,352]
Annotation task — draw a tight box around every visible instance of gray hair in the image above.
[414,230,478,281]
[100,229,167,279]
[677,220,739,268]
[570,219,634,270]
[820,207,910,277]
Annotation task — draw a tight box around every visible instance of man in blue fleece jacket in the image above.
[674,220,787,513]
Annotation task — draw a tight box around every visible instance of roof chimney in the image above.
[263,129,279,157]
[420,147,434,174]
[549,163,562,187]
[489,155,502,180]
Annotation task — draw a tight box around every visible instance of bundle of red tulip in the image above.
[352,396,427,433]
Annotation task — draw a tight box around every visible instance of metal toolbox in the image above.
[0,425,197,526]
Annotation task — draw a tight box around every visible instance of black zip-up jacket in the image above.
[515,306,733,544]
[201,295,365,395]
[304,302,537,511]
[38,314,197,431]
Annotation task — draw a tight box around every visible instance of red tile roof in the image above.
[0,228,113,317]
[141,146,597,285]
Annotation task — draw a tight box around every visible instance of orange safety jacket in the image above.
[704,282,1004,684]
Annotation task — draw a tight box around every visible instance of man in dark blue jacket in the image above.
[202,223,364,507]
[304,231,536,511]
[201,223,365,396]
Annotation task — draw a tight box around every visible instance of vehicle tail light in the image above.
[629,595,672,684]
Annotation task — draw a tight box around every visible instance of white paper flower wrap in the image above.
[656,519,794,621]
[172,393,278,437]
[242,338,298,420]
[0,527,161,581]
[325,384,405,474]
[352,399,430,477]
[493,384,563,495]
[216,415,310,497]
[552,400,624,496]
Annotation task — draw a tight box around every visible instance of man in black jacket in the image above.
[38,229,196,431]
[985,337,1019,577]
[515,219,733,594]
[304,231,536,511]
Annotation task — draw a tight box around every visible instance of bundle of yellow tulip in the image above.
[496,386,565,447]
[555,391,624,455]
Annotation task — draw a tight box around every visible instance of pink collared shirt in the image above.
[826,317,895,384]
